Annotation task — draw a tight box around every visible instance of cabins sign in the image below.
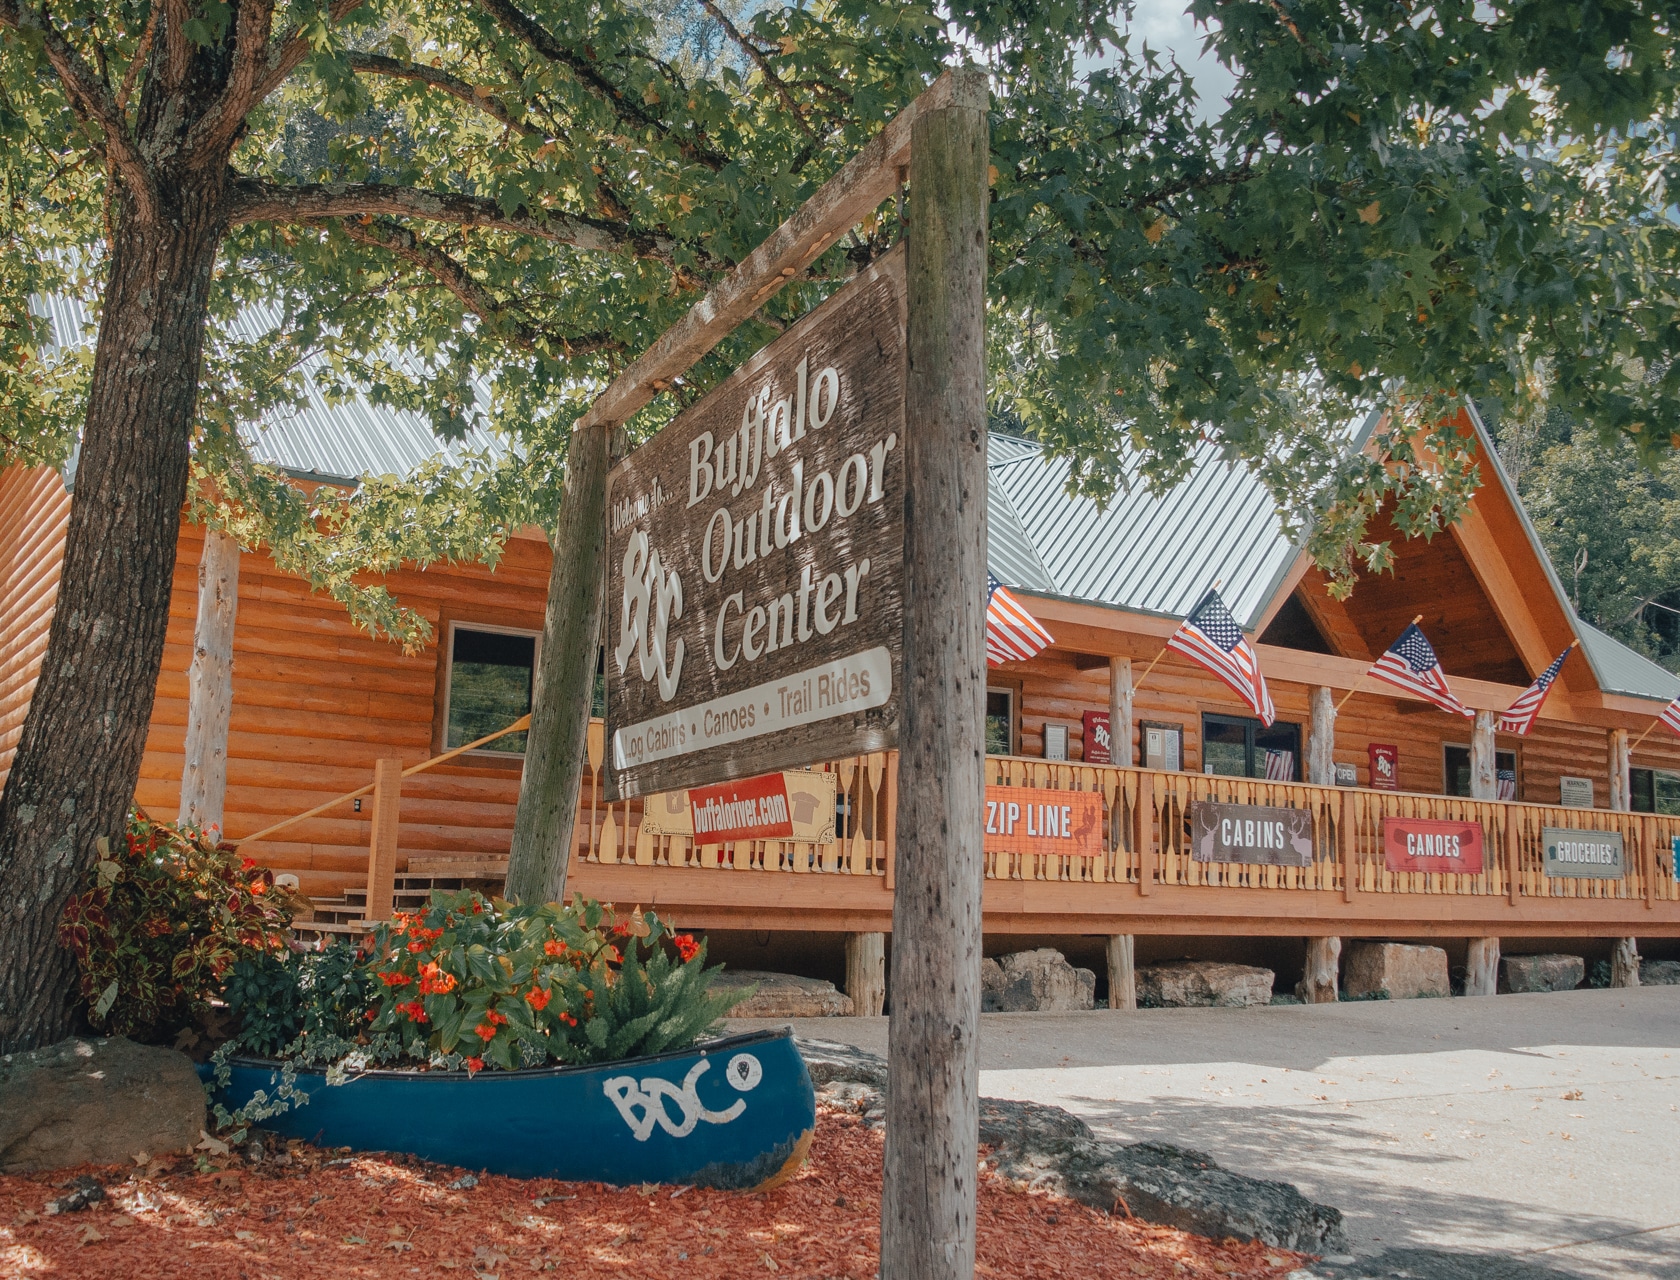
[1542,827,1625,878]
[1189,801,1314,867]
[605,249,906,798]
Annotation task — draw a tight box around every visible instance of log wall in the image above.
[0,466,73,790]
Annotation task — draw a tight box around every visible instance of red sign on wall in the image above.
[688,773,795,845]
[1368,743,1399,791]
[1082,710,1112,764]
[1382,817,1485,874]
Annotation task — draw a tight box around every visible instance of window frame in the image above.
[1139,720,1184,772]
[1442,741,1520,799]
[1199,712,1301,781]
[985,682,1021,757]
[1632,766,1680,815]
[441,619,543,759]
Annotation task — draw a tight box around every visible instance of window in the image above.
[445,624,538,754]
[1632,767,1680,815]
[1443,744,1519,798]
[1201,714,1301,780]
[986,687,1016,756]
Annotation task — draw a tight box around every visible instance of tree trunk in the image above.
[1297,936,1340,1003]
[1607,728,1631,813]
[1610,937,1640,987]
[881,66,989,1280]
[1464,936,1499,997]
[846,932,887,1017]
[505,419,612,906]
[0,184,227,1052]
[1470,711,1498,800]
[1307,687,1335,786]
[1106,934,1136,1011]
[179,529,241,835]
[1108,658,1133,768]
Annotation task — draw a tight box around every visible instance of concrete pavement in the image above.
[733,985,1680,1278]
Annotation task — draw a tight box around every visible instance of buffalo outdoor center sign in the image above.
[604,249,906,798]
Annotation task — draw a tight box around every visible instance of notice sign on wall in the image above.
[1368,744,1400,791]
[1543,827,1625,878]
[1082,710,1112,764]
[1189,801,1314,866]
[638,770,837,845]
[605,250,905,798]
[983,785,1104,858]
[1382,817,1485,874]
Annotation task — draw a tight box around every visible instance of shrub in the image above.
[59,812,302,1041]
[362,890,739,1071]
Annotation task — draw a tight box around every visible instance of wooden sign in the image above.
[1189,801,1314,866]
[604,249,906,798]
[983,786,1104,858]
[1382,817,1485,874]
[1368,743,1399,791]
[638,770,837,846]
[1082,710,1111,764]
[1542,827,1625,878]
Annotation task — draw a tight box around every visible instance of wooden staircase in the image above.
[298,868,508,942]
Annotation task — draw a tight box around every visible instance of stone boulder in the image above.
[1137,960,1274,1008]
[712,970,854,1018]
[0,1037,204,1173]
[981,949,1096,1012]
[1499,953,1585,994]
[1342,942,1450,1000]
[1641,959,1680,986]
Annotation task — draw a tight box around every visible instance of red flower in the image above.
[249,879,268,896]
[543,940,567,957]
[673,933,700,963]
[241,857,256,871]
[418,962,456,995]
[378,971,414,987]
[524,986,551,1011]
[398,1001,429,1024]
[609,922,629,937]
[558,1011,578,1027]
[474,1022,497,1043]
[406,939,429,953]
[486,1009,508,1026]
[471,901,484,914]
[464,1056,484,1073]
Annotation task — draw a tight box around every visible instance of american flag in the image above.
[1165,588,1276,726]
[1263,749,1296,781]
[1659,695,1680,739]
[1368,623,1472,718]
[986,574,1054,665]
[1497,645,1573,735]
[1497,768,1517,801]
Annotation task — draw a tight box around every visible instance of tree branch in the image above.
[0,0,155,220]
[469,0,728,171]
[227,176,713,268]
[698,1,816,141]
[345,52,543,139]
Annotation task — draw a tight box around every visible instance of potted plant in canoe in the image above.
[60,816,814,1190]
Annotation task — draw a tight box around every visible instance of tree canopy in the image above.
[4,0,1679,637]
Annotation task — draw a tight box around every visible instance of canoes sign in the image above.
[605,249,906,798]
[1189,800,1313,866]
[1382,817,1484,874]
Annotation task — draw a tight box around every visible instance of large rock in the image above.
[1137,960,1274,1008]
[1641,959,1680,986]
[1500,953,1585,994]
[0,1037,204,1173]
[981,949,1096,1012]
[1343,942,1450,1000]
[794,1039,1346,1253]
[712,970,854,1018]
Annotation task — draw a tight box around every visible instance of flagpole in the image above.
[1134,577,1221,696]
[1337,614,1423,715]
[1630,716,1665,753]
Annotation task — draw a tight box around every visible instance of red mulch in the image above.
[0,1111,1309,1279]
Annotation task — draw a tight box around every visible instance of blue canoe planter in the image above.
[210,1028,815,1190]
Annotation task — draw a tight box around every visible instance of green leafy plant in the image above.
[58,812,303,1041]
[362,890,738,1072]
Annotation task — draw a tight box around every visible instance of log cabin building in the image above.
[3,385,1679,1005]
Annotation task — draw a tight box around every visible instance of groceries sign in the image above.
[1543,827,1625,878]
[605,250,906,798]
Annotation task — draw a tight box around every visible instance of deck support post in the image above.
[1610,937,1640,988]
[1608,728,1632,813]
[1297,936,1340,1003]
[1307,687,1335,786]
[1106,935,1136,1010]
[179,528,240,835]
[882,66,989,1280]
[846,932,887,1016]
[1465,936,1500,997]
[1109,658,1134,768]
[1470,711,1498,800]
[364,758,403,922]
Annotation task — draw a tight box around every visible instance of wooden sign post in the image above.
[882,67,989,1280]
